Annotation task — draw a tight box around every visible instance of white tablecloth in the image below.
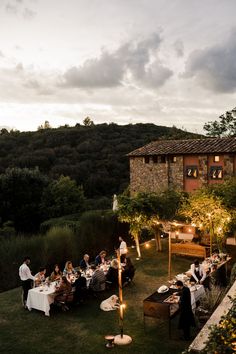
[26,283,56,316]
[190,284,205,310]
[169,284,205,315]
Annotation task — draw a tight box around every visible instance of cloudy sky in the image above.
[0,0,236,132]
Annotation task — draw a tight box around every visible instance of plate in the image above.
[157,286,169,294]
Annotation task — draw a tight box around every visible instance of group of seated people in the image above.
[33,249,135,311]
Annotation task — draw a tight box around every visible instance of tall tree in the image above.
[203,107,236,137]
[83,116,94,126]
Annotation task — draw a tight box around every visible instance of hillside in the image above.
[0,123,201,199]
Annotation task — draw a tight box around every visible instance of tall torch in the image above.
[114,249,132,346]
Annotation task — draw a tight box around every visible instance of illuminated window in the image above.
[186,166,198,178]
[214,155,220,162]
[144,156,150,164]
[209,166,223,179]
[170,156,177,163]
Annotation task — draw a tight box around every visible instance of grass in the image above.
[0,240,204,354]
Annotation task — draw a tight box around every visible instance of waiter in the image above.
[176,280,196,340]
[19,256,35,308]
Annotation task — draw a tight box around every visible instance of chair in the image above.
[55,291,74,311]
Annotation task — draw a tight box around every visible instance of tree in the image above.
[117,190,183,256]
[117,194,150,257]
[41,175,85,218]
[179,190,231,252]
[203,107,236,137]
[0,167,49,232]
[37,120,52,130]
[83,116,94,126]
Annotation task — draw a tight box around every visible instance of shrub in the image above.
[200,295,236,354]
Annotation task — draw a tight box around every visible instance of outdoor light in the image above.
[145,243,150,248]
[114,250,132,346]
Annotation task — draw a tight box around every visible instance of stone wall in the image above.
[129,153,235,195]
[129,156,183,195]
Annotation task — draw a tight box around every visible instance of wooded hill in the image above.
[0,123,200,200]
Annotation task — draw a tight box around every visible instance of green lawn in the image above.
[0,240,200,354]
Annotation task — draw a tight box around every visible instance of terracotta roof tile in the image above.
[128,137,236,156]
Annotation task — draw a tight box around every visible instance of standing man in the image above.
[119,236,127,262]
[176,280,196,340]
[19,256,35,308]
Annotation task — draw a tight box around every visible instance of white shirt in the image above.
[190,263,206,283]
[19,263,35,281]
[119,240,127,255]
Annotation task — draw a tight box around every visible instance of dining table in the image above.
[27,282,57,316]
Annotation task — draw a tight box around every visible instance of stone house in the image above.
[128,137,236,194]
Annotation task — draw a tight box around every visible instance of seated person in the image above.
[106,259,119,287]
[122,257,135,283]
[80,254,90,271]
[73,271,87,303]
[50,264,62,282]
[54,276,73,310]
[34,267,46,287]
[63,261,75,278]
[95,251,107,266]
[89,265,106,292]
[190,259,206,285]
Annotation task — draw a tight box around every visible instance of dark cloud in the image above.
[64,51,124,88]
[63,33,173,89]
[184,29,236,93]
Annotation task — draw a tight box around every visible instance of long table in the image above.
[27,282,56,316]
[26,274,94,316]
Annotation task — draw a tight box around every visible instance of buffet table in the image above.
[27,282,56,316]
[143,284,205,336]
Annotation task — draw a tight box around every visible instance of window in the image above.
[153,156,158,164]
[144,156,150,164]
[186,166,198,178]
[170,156,177,163]
[214,155,220,162]
[209,166,223,179]
[160,155,166,163]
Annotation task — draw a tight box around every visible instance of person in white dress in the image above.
[119,236,127,262]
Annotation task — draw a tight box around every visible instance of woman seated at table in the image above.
[95,251,107,266]
[190,259,206,285]
[34,267,46,287]
[54,276,73,310]
[80,254,90,271]
[63,261,76,278]
[122,257,135,284]
[89,265,106,293]
[50,264,62,281]
[106,259,119,288]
